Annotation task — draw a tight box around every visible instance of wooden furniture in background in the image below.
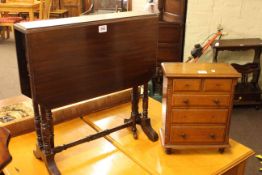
[42,0,68,18]
[3,98,255,175]
[53,0,131,17]
[212,38,262,108]
[157,0,187,63]
[14,12,158,175]
[0,127,12,171]
[80,0,92,15]
[127,0,131,11]
[0,0,39,38]
[93,0,127,13]
[59,0,81,16]
[0,1,40,20]
[37,0,68,19]
[39,0,52,19]
[161,63,240,154]
[152,0,187,94]
[93,0,118,13]
[0,16,22,39]
[49,8,68,18]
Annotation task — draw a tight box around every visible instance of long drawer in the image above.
[172,94,230,107]
[170,126,226,144]
[171,109,229,124]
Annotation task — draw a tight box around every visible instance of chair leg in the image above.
[0,27,6,39]
[6,27,10,39]
[0,26,13,39]
[2,26,11,39]
[0,27,4,39]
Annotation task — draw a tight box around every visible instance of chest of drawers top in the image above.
[161,63,240,79]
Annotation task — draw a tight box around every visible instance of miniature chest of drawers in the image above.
[160,63,241,154]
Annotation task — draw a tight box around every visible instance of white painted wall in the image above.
[184,0,262,63]
[132,0,147,11]
[133,0,262,85]
[184,0,262,86]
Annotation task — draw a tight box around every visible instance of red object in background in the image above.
[186,30,223,63]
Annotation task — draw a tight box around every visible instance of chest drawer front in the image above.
[171,109,229,124]
[173,79,201,91]
[204,79,232,92]
[172,94,230,107]
[170,126,225,144]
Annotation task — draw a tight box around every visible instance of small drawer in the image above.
[204,79,232,92]
[173,79,201,92]
[171,109,229,124]
[172,94,230,107]
[170,126,225,144]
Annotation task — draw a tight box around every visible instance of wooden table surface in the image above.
[0,127,12,171]
[212,38,262,49]
[3,98,254,175]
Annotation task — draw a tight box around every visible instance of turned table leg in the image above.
[32,101,43,159]
[40,106,60,175]
[46,109,54,148]
[130,86,139,139]
[140,83,158,142]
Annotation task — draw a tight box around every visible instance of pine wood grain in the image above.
[0,127,12,171]
[3,99,254,175]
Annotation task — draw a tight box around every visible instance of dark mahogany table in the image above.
[14,12,159,175]
[212,38,262,108]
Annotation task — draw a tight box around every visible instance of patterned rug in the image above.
[0,101,33,125]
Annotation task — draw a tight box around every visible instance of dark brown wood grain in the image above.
[14,30,31,98]
[162,0,186,23]
[0,127,12,171]
[212,38,262,49]
[15,14,158,109]
[153,0,187,95]
[157,0,187,64]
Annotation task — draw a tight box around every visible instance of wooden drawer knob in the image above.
[183,99,189,105]
[209,133,216,139]
[179,133,187,139]
[213,99,220,105]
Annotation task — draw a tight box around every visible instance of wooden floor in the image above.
[3,98,254,175]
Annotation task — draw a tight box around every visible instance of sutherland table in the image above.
[212,38,262,107]
[161,63,241,154]
[14,12,158,175]
[3,98,254,175]
[0,2,40,21]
